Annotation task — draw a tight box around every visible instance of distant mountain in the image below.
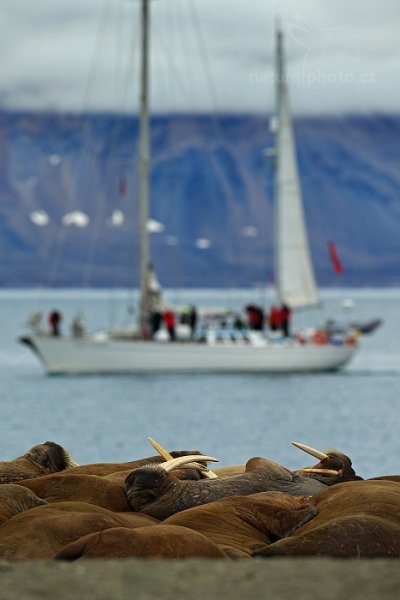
[1,110,399,288]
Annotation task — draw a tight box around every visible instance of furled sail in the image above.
[274,28,319,309]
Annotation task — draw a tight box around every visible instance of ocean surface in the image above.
[1,287,399,480]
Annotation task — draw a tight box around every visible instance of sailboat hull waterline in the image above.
[21,335,356,375]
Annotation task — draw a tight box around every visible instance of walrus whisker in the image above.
[292,441,329,461]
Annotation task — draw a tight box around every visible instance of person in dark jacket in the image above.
[48,310,62,336]
[188,306,198,339]
[280,303,291,337]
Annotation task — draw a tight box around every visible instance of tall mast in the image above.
[274,24,284,300]
[138,0,150,336]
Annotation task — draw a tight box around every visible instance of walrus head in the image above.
[292,442,363,485]
[27,441,79,474]
[124,454,219,513]
[0,441,78,483]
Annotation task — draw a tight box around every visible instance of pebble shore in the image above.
[1,559,399,600]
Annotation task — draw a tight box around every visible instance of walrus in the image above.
[0,484,47,525]
[255,480,400,558]
[55,525,227,560]
[0,442,78,483]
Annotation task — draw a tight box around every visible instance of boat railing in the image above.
[205,328,251,345]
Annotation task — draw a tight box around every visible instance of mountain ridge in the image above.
[1,110,399,288]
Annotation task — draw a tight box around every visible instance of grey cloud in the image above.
[0,0,399,114]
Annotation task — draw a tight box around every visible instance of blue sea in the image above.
[1,287,399,480]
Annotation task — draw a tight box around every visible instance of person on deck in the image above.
[245,305,264,331]
[149,310,162,338]
[163,308,176,341]
[280,303,291,337]
[146,263,163,339]
[48,310,62,336]
[71,312,86,338]
[268,305,282,331]
[188,305,198,339]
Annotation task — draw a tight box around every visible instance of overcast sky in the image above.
[1,0,400,114]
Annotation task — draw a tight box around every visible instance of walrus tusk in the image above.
[174,462,219,478]
[147,436,218,479]
[188,464,218,479]
[292,441,329,461]
[147,437,173,461]
[178,463,209,471]
[159,455,219,473]
[298,468,340,476]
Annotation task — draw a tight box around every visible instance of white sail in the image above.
[274,28,319,309]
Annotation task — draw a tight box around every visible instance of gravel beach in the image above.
[1,559,399,600]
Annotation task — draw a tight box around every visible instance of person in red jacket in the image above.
[268,305,282,331]
[163,309,176,341]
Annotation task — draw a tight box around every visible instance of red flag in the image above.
[328,240,343,274]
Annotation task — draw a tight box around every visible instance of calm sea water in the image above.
[1,287,399,479]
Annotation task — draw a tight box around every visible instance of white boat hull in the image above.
[21,335,357,375]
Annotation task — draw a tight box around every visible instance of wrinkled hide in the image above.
[0,442,77,483]
[124,457,327,520]
[0,501,158,561]
[55,525,227,560]
[0,484,47,525]
[18,473,130,512]
[164,492,317,558]
[255,480,400,558]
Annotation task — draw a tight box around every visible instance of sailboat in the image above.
[20,6,357,374]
